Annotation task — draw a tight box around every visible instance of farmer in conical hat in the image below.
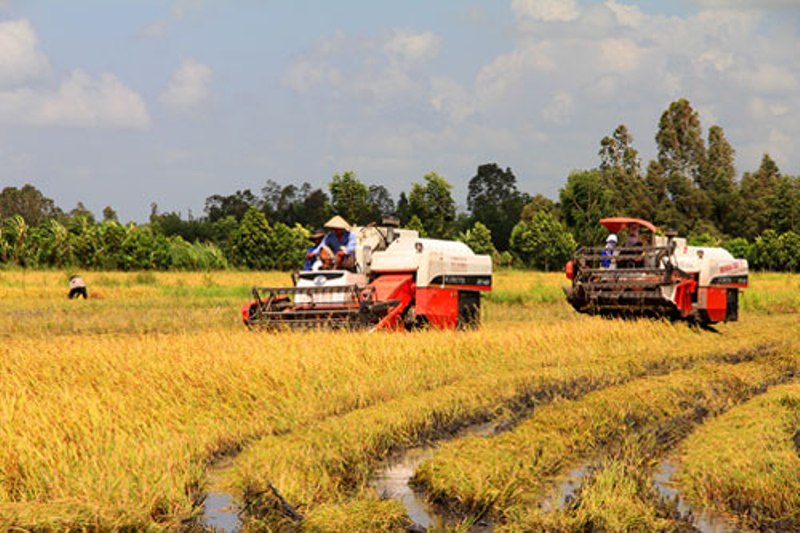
[314,215,357,270]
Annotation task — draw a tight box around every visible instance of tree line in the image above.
[1,98,799,272]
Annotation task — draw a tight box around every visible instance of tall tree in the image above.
[204,190,259,223]
[408,172,456,239]
[466,163,530,251]
[509,210,576,271]
[769,175,800,235]
[703,125,741,235]
[367,185,395,224]
[519,194,557,223]
[229,207,274,270]
[559,169,612,245]
[655,98,709,230]
[328,171,370,225]
[598,125,652,219]
[740,154,781,239]
[0,184,61,226]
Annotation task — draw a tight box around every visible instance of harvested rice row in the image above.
[676,380,800,530]
[413,357,797,528]
[229,344,789,530]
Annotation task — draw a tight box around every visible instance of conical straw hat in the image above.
[324,215,351,230]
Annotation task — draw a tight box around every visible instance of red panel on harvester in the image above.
[368,273,415,331]
[701,287,727,323]
[370,273,415,301]
[416,287,459,329]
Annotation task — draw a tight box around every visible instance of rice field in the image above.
[0,269,798,530]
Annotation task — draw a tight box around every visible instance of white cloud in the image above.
[605,0,644,27]
[747,97,790,119]
[542,91,574,125]
[512,0,580,22]
[384,30,441,65]
[142,0,202,37]
[693,0,800,8]
[281,29,442,107]
[0,18,50,87]
[734,63,798,94]
[159,59,212,111]
[598,38,644,72]
[430,77,474,124]
[0,70,150,129]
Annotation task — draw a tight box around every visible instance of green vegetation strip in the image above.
[677,381,800,530]
[413,356,796,528]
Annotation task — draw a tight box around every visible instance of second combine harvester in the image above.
[243,218,493,331]
[564,217,748,324]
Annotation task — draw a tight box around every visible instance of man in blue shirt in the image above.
[303,229,326,270]
[313,215,357,270]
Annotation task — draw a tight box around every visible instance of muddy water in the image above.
[202,456,242,532]
[539,464,591,512]
[653,459,736,533]
[372,421,499,531]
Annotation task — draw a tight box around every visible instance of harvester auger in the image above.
[563,217,748,324]
[242,219,492,331]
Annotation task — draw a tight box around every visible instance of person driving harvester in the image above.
[307,215,357,271]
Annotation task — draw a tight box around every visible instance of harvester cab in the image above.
[563,217,748,324]
[243,219,492,331]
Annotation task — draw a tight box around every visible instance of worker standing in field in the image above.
[315,216,357,271]
[67,274,87,299]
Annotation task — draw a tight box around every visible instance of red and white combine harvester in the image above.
[564,217,748,324]
[242,219,492,331]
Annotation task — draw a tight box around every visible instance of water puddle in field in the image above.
[539,464,591,512]
[372,421,498,531]
[201,456,242,532]
[653,459,734,533]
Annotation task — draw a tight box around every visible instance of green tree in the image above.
[740,154,781,239]
[519,194,557,223]
[750,229,780,271]
[559,169,612,245]
[366,185,395,224]
[329,171,370,225]
[598,125,652,219]
[776,231,800,272]
[0,184,61,226]
[408,172,456,238]
[509,211,576,271]
[404,214,427,237]
[655,98,710,231]
[770,175,800,234]
[458,222,496,256]
[466,163,530,251]
[271,223,309,270]
[703,125,741,235]
[722,237,751,261]
[204,189,259,223]
[97,220,128,269]
[4,215,30,266]
[230,207,274,270]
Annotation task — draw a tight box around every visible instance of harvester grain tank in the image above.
[563,217,748,324]
[243,219,493,331]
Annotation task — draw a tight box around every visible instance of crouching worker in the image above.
[315,216,357,271]
[68,274,87,299]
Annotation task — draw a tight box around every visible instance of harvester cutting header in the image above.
[564,217,748,324]
[242,216,492,331]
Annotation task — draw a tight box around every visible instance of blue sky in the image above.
[1,0,799,222]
